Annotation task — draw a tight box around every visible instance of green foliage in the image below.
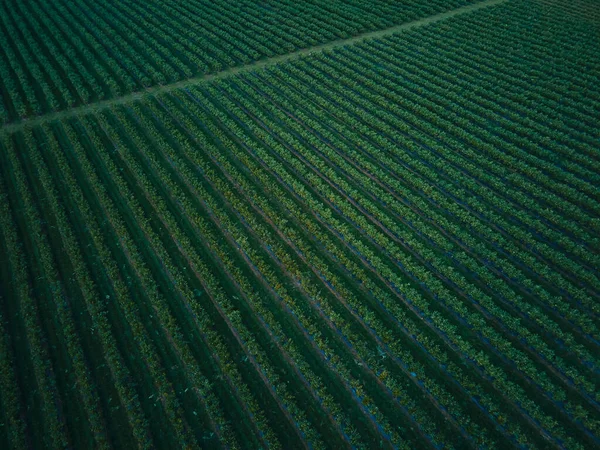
[0,0,599,448]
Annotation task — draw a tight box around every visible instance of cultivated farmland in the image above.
[0,0,599,449]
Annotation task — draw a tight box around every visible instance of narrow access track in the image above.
[0,0,508,135]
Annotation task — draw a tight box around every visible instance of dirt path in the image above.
[0,0,508,135]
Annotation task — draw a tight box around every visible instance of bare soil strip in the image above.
[0,0,507,135]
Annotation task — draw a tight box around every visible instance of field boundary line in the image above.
[0,0,508,135]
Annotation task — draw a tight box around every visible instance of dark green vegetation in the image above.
[0,0,479,124]
[1,0,599,449]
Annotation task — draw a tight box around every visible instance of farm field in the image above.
[0,0,484,124]
[1,0,599,449]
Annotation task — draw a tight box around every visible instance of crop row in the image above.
[189,74,598,447]
[0,0,482,123]
[269,52,600,337]
[1,0,598,448]
[235,63,600,395]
